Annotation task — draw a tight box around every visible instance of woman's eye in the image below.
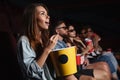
[40,12,45,15]
[40,11,48,16]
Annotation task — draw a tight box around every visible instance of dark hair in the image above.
[49,20,66,36]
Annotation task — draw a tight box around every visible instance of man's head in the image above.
[53,20,68,38]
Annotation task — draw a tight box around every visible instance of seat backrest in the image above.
[0,31,23,80]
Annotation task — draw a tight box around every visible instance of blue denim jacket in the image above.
[53,40,67,50]
[17,35,53,80]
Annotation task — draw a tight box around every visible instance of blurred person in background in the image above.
[80,25,119,80]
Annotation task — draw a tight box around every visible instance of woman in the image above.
[17,3,59,80]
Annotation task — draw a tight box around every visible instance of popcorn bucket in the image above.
[50,46,77,77]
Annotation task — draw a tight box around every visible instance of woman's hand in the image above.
[81,43,93,55]
[73,38,86,48]
[45,34,59,53]
[83,58,90,67]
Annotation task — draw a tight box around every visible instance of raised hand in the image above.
[46,34,59,52]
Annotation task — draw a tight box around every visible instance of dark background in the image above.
[0,0,120,79]
[0,0,120,51]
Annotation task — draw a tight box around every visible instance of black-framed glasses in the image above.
[68,29,75,32]
[57,26,67,29]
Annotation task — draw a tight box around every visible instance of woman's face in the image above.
[80,29,87,38]
[86,28,94,37]
[68,25,76,38]
[35,6,50,30]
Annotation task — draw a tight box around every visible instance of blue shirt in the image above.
[17,35,53,80]
[53,40,67,50]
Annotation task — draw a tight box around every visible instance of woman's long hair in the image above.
[23,3,49,59]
